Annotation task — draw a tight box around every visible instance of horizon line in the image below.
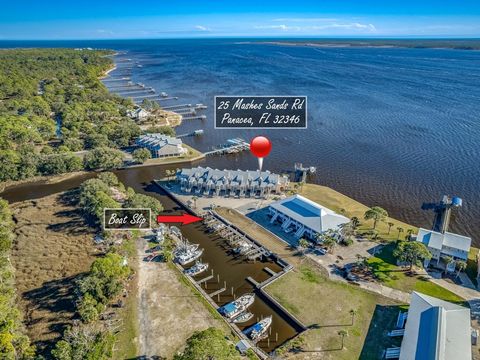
[1,35,480,42]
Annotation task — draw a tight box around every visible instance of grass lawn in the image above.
[266,264,402,360]
[367,243,466,304]
[140,144,205,166]
[467,247,479,286]
[298,183,416,242]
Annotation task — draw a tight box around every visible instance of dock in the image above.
[204,138,249,156]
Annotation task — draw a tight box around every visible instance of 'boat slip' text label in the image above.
[103,208,151,230]
[214,96,307,129]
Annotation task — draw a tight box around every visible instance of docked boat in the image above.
[184,261,208,276]
[175,248,203,266]
[219,293,255,319]
[243,316,272,341]
[232,311,254,324]
[233,241,252,255]
[174,243,199,255]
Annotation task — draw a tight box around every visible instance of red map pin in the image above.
[250,136,272,171]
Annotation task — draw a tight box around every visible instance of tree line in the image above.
[0,49,142,183]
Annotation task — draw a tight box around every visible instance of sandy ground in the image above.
[10,192,98,355]
[136,239,226,359]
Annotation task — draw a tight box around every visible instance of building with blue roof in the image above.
[268,194,349,240]
[399,291,471,360]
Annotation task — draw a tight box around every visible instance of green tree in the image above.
[349,309,357,325]
[124,193,163,224]
[132,148,151,164]
[77,294,105,323]
[456,260,467,278]
[322,235,337,254]
[350,216,360,229]
[393,241,432,270]
[397,227,404,240]
[173,327,239,360]
[84,147,124,170]
[338,330,348,350]
[363,206,388,229]
[298,238,310,258]
[387,222,395,234]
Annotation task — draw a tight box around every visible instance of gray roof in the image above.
[269,194,349,233]
[137,133,183,152]
[416,228,471,255]
[400,292,471,360]
[178,166,288,186]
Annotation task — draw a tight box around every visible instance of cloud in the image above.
[96,29,114,35]
[195,25,211,32]
[254,21,376,33]
[254,24,301,31]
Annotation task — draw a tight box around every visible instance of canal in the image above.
[0,163,301,352]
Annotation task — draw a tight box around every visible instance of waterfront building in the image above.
[136,133,187,158]
[127,107,149,120]
[268,194,349,240]
[176,166,289,198]
[399,291,471,360]
[415,228,471,267]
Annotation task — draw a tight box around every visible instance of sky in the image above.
[1,0,480,40]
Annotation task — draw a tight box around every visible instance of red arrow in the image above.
[156,213,203,225]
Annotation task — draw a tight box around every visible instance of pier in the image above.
[204,138,249,156]
[181,114,206,120]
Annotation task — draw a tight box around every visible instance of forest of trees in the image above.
[0,49,142,182]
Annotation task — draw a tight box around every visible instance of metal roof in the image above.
[416,228,471,253]
[400,292,471,360]
[269,194,349,233]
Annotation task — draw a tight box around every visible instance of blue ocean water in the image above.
[2,39,480,241]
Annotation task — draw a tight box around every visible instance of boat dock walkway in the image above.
[204,138,249,156]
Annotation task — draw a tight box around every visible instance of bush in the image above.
[132,148,151,164]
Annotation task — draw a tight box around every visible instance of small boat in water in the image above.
[175,248,203,266]
[174,243,199,256]
[219,293,255,319]
[232,311,253,324]
[160,91,168,97]
[184,261,208,276]
[243,316,272,341]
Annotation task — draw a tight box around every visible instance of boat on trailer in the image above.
[232,311,254,324]
[219,293,255,319]
[243,316,272,341]
[184,261,208,276]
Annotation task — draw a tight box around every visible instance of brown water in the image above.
[0,164,300,352]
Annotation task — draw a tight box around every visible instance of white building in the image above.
[399,291,471,360]
[415,228,471,266]
[127,107,149,120]
[136,133,187,158]
[177,167,289,198]
[269,194,349,240]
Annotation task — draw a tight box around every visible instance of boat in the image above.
[232,311,254,324]
[233,241,252,255]
[174,242,199,256]
[219,293,255,319]
[175,248,203,266]
[160,91,168,97]
[184,261,208,276]
[243,316,272,341]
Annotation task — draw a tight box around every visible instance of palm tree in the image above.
[298,238,310,258]
[364,207,388,229]
[456,260,467,278]
[323,235,337,254]
[192,195,198,209]
[349,309,357,325]
[406,229,414,240]
[338,330,348,350]
[396,227,404,240]
[350,217,360,230]
[387,222,394,234]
